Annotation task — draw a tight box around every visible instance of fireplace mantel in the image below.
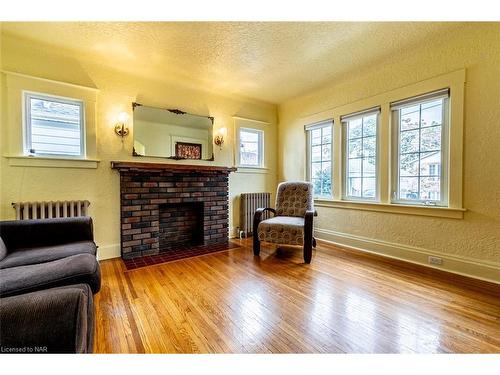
[111,161,237,173]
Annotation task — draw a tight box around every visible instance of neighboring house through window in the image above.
[24,91,85,158]
[391,89,449,206]
[239,128,264,167]
[341,108,380,201]
[306,120,332,198]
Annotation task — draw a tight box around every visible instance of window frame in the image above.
[238,127,264,168]
[305,120,333,199]
[390,91,450,207]
[23,90,86,159]
[341,108,380,202]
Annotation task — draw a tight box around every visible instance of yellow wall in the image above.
[0,33,278,259]
[278,23,500,282]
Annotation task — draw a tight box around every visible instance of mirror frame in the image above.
[132,102,215,161]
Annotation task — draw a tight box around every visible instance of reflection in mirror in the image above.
[133,103,214,160]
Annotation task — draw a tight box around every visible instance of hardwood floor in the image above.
[94,238,500,353]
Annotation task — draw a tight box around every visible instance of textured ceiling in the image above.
[1,22,465,104]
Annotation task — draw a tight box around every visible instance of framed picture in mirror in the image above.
[175,142,202,159]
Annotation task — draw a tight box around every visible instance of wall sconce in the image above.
[214,127,226,150]
[114,112,130,138]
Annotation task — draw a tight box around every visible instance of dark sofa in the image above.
[0,217,101,297]
[0,284,94,353]
[0,217,101,353]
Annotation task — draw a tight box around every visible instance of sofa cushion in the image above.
[258,216,305,245]
[0,284,94,353]
[0,240,97,269]
[0,236,7,262]
[0,253,101,297]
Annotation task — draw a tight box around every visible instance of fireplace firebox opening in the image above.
[159,202,204,251]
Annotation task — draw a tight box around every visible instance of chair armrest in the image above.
[0,217,94,251]
[253,208,276,238]
[304,209,315,232]
[0,284,94,353]
[255,207,276,216]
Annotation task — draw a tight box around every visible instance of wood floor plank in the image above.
[94,238,500,353]
[111,260,146,353]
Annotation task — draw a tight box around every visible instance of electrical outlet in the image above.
[428,256,443,266]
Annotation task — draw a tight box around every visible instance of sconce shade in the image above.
[217,127,227,137]
[118,112,130,123]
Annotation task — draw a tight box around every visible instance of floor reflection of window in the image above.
[396,313,441,353]
[344,291,377,352]
[239,292,265,338]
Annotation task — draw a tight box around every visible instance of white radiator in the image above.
[12,200,90,220]
[239,192,271,237]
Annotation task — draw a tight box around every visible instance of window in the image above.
[24,91,85,157]
[301,70,464,218]
[239,128,264,167]
[342,109,380,201]
[391,89,449,206]
[429,163,439,177]
[306,121,332,198]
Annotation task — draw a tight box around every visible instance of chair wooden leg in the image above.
[312,237,317,248]
[253,236,261,256]
[303,230,313,264]
[303,241,312,264]
[303,211,314,264]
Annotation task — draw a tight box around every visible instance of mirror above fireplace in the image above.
[132,103,214,160]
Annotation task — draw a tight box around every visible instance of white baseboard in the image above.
[96,243,121,261]
[314,228,500,285]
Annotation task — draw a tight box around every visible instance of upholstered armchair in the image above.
[253,181,317,263]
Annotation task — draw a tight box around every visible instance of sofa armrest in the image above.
[0,284,94,353]
[0,217,94,251]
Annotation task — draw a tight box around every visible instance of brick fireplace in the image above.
[111,161,237,259]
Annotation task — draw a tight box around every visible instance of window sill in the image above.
[4,155,100,169]
[314,198,466,219]
[235,166,269,174]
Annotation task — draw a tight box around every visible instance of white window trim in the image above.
[305,119,334,199]
[3,71,99,169]
[314,199,465,219]
[391,92,450,207]
[341,109,380,202]
[298,69,465,219]
[238,127,264,168]
[23,90,86,159]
